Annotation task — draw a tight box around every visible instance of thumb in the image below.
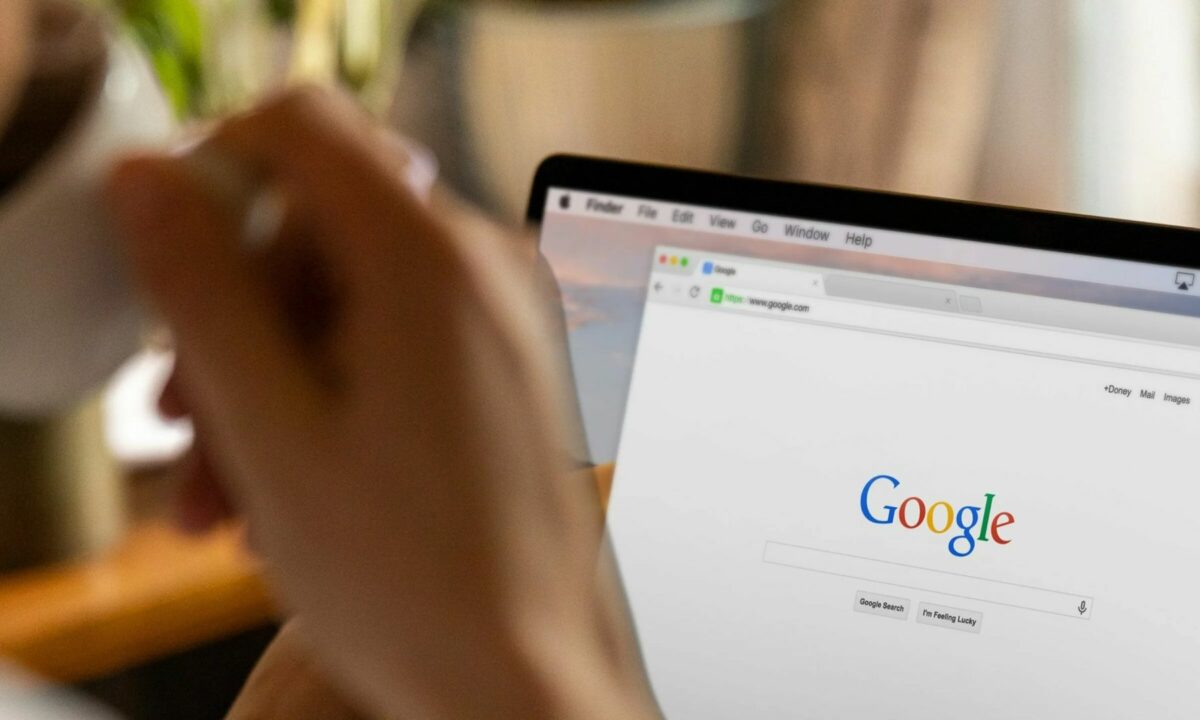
[106,155,321,462]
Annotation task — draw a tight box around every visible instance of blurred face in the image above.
[0,0,33,133]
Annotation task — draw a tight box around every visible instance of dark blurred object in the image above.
[80,624,278,720]
[393,0,1085,221]
[758,0,1069,209]
[761,1,1002,195]
[0,0,126,573]
[0,0,106,196]
[393,0,778,220]
[0,399,124,572]
[266,0,295,25]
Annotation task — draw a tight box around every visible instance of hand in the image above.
[105,87,656,720]
[225,621,375,720]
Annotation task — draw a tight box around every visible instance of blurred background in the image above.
[1,1,1197,718]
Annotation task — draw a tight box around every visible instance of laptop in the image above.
[528,156,1200,719]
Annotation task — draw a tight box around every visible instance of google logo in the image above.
[859,475,1015,558]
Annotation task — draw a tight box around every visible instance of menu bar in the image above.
[545,187,1199,299]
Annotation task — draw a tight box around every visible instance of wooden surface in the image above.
[0,520,274,682]
[594,463,614,510]
[0,465,616,684]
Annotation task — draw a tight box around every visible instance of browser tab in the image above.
[702,261,736,278]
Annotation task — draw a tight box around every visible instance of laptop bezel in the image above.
[526,154,1200,270]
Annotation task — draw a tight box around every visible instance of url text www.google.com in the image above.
[710,288,811,315]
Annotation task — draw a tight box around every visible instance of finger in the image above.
[201,87,451,293]
[106,155,322,448]
[174,442,235,535]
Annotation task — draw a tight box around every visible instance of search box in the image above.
[763,541,1093,620]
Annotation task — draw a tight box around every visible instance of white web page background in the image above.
[608,294,1200,718]
[539,206,1200,463]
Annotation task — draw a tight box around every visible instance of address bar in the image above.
[708,284,1200,379]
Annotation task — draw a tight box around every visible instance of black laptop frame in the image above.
[527,155,1200,272]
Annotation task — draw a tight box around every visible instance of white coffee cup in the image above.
[0,34,174,416]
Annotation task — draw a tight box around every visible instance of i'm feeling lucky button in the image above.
[917,602,983,634]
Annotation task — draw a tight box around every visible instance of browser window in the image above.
[540,188,1200,719]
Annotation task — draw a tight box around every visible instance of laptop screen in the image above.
[537,183,1200,718]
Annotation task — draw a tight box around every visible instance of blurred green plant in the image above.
[109,0,628,119]
[107,0,429,119]
[109,0,205,116]
[266,0,297,24]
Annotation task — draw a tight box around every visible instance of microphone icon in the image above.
[1077,600,1088,616]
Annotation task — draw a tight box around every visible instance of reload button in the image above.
[853,591,911,621]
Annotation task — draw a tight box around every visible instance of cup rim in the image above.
[0,35,112,220]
